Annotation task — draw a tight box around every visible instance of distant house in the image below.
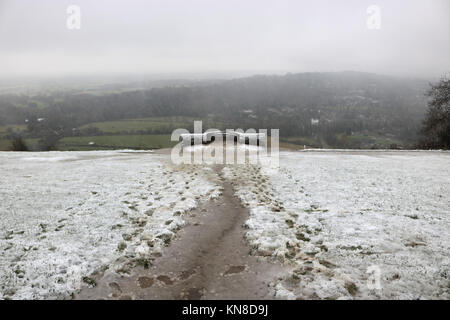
[311,118,319,126]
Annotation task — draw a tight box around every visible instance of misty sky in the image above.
[0,0,449,79]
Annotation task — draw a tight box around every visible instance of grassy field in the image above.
[0,139,11,150]
[1,135,175,151]
[79,116,226,134]
[335,133,403,148]
[278,141,305,150]
[280,136,322,148]
[0,124,27,136]
[0,138,39,151]
[0,124,34,150]
[0,116,224,151]
[56,134,176,151]
[281,133,404,149]
[0,117,404,152]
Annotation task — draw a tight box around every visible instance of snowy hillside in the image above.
[0,149,449,300]
[223,151,450,299]
[0,151,221,299]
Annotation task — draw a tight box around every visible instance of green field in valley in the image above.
[281,133,404,149]
[0,124,27,136]
[0,138,39,151]
[280,136,322,148]
[80,116,225,134]
[56,134,177,151]
[0,116,219,151]
[0,124,30,151]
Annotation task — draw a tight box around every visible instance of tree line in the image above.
[1,71,447,150]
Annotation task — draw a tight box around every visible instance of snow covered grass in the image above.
[0,151,220,299]
[222,151,450,299]
[2,149,448,300]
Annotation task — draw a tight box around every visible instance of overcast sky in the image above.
[0,0,448,79]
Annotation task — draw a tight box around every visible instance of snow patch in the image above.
[223,151,450,299]
[0,151,220,299]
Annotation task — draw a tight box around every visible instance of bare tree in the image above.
[420,75,450,149]
[9,137,29,151]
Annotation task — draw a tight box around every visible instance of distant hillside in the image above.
[193,72,429,147]
[0,72,430,150]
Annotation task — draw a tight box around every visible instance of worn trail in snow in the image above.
[76,165,287,300]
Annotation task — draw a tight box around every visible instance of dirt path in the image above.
[75,165,287,300]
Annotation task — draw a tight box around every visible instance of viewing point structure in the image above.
[179,130,266,148]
